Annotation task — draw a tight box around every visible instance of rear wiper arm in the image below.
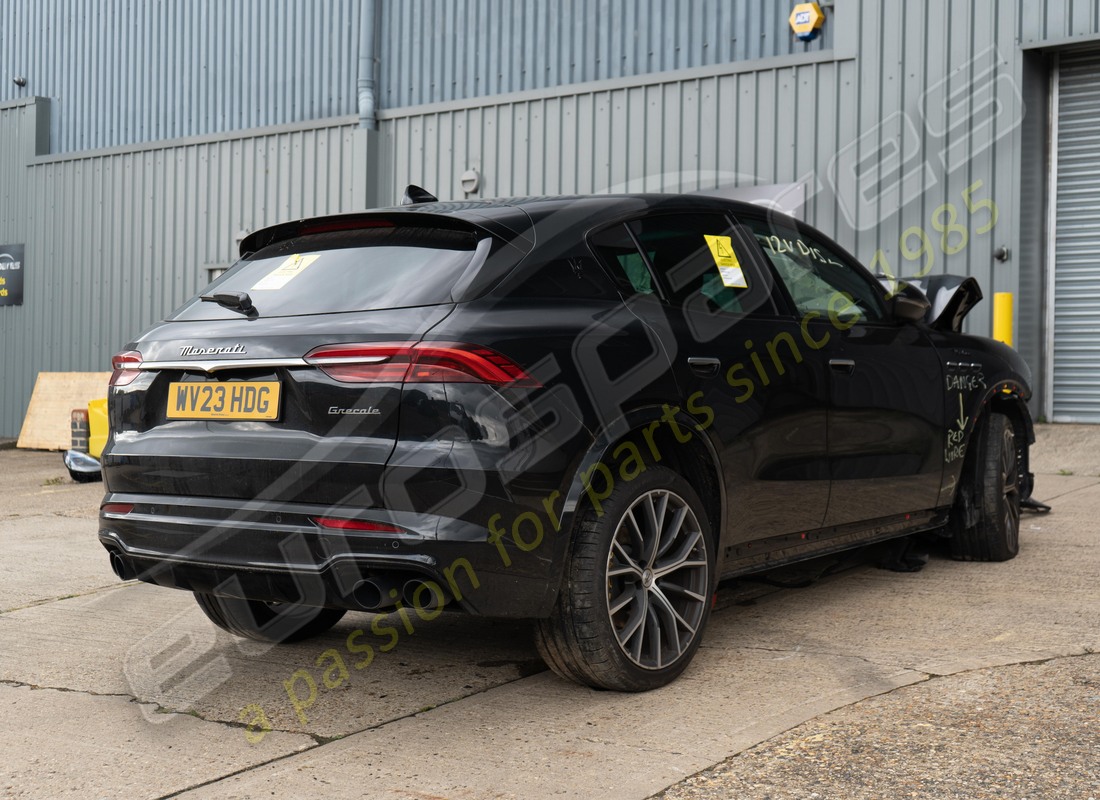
[200,290,258,317]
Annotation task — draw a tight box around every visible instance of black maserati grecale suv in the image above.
[99,192,1034,691]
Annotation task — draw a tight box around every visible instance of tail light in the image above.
[304,342,540,387]
[110,350,143,386]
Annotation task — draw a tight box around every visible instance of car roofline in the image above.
[238,193,798,256]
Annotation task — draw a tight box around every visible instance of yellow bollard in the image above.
[993,292,1014,347]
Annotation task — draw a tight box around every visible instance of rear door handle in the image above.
[687,357,721,377]
[829,358,856,375]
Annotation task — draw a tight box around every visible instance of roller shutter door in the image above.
[1053,50,1100,422]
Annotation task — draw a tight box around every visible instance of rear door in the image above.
[587,210,832,560]
[738,214,946,527]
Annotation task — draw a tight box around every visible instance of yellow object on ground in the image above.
[993,292,1014,347]
[88,398,108,459]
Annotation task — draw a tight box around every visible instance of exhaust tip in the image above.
[350,578,398,611]
[109,552,135,581]
[401,579,449,613]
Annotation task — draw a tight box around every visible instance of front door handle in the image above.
[829,358,856,375]
[687,357,721,377]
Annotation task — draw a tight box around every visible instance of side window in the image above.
[500,256,619,300]
[588,212,775,329]
[587,224,657,297]
[743,218,887,324]
[626,213,754,314]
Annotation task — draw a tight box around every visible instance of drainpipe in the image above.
[357,0,378,129]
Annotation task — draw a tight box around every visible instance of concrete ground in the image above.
[0,425,1096,799]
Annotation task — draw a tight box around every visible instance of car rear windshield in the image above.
[170,226,485,320]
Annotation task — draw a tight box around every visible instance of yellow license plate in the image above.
[166,382,281,420]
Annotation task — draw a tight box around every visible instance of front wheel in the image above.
[535,466,715,691]
[950,412,1021,562]
[193,592,346,643]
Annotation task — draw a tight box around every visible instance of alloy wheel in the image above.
[1002,427,1021,542]
[605,489,710,670]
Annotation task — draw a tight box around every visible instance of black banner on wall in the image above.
[0,245,24,306]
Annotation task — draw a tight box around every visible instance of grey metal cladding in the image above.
[0,0,829,154]
[377,0,831,109]
[0,0,365,153]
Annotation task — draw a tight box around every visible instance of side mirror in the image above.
[890,282,932,323]
[877,274,983,332]
[929,276,983,333]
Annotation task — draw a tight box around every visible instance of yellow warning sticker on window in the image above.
[251,253,321,291]
[703,235,748,288]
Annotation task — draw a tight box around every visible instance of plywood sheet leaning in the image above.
[16,372,112,451]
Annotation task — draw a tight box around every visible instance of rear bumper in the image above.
[98,493,560,618]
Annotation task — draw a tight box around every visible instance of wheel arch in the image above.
[949,380,1036,513]
[537,405,726,611]
[984,384,1036,500]
[567,405,724,538]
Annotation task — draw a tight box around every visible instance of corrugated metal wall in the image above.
[0,0,365,154]
[381,55,847,216]
[1019,0,1100,43]
[377,0,831,108]
[0,100,45,438]
[0,0,827,155]
[0,107,370,437]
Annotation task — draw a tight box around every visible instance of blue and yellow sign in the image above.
[789,2,825,41]
[0,244,24,307]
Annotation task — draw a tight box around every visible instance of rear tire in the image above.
[535,466,715,691]
[950,412,1021,562]
[193,592,346,643]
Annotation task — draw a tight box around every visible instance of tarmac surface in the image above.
[658,656,1099,800]
[0,424,1096,799]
